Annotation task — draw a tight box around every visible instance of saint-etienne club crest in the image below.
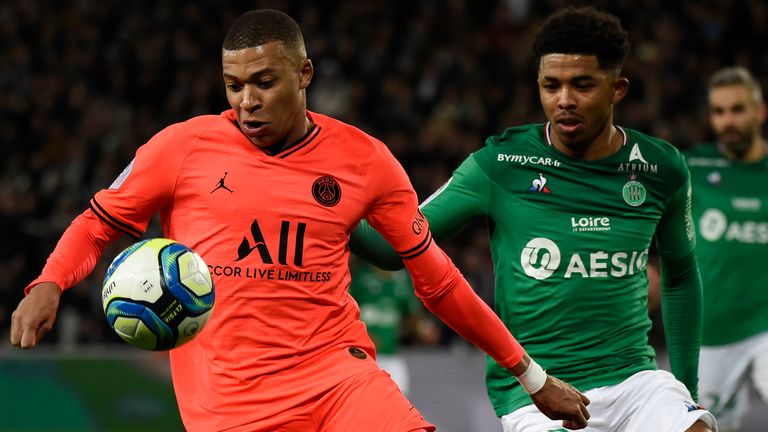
[622,173,646,207]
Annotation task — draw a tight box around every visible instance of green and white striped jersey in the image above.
[686,144,768,346]
[421,123,697,416]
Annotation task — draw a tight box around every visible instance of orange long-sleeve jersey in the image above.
[30,110,524,431]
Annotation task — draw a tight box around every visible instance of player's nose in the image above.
[240,85,263,111]
[557,87,577,109]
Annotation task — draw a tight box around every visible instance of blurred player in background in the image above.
[683,66,768,431]
[352,6,717,431]
[9,8,590,432]
[348,259,440,395]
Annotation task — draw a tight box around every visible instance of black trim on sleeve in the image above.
[399,232,433,260]
[89,198,143,239]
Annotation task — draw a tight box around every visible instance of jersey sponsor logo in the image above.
[707,171,722,185]
[207,264,332,283]
[629,143,649,164]
[235,219,306,265]
[109,159,134,189]
[312,176,341,207]
[207,218,331,283]
[698,208,768,243]
[497,153,562,167]
[521,238,560,280]
[617,143,658,173]
[210,172,234,194]
[520,237,648,280]
[571,216,611,232]
[617,162,658,173]
[732,197,762,211]
[622,174,646,206]
[699,209,727,241]
[412,210,426,235]
[687,157,730,168]
[528,173,551,193]
[564,249,648,278]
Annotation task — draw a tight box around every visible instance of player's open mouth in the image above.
[555,117,582,133]
[241,120,268,137]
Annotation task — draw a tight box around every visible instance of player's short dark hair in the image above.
[222,9,306,60]
[533,7,630,70]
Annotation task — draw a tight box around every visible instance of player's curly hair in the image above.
[222,9,306,60]
[533,6,630,70]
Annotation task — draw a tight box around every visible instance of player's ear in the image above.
[756,100,767,124]
[299,58,313,90]
[611,77,629,105]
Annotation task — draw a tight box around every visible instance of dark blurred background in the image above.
[3,0,767,346]
[0,0,767,429]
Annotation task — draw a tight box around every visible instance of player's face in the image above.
[709,84,765,158]
[222,41,313,148]
[538,54,628,149]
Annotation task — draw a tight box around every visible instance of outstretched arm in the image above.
[656,179,702,400]
[658,251,702,400]
[10,209,122,348]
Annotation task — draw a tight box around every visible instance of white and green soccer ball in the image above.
[102,238,215,350]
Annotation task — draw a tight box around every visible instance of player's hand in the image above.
[10,282,62,349]
[530,375,590,430]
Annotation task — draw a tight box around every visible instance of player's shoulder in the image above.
[472,123,545,166]
[681,143,727,168]
[483,123,545,149]
[147,113,228,149]
[624,127,682,156]
[623,127,688,173]
[310,111,391,158]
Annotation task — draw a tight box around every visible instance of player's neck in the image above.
[263,116,314,156]
[742,137,767,162]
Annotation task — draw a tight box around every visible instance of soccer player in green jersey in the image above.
[684,66,768,431]
[351,7,717,432]
[349,261,439,395]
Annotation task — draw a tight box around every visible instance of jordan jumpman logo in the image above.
[211,172,234,193]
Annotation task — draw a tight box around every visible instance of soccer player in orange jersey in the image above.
[10,9,590,431]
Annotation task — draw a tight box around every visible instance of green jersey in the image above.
[348,263,419,355]
[424,124,699,415]
[352,123,703,415]
[686,144,768,346]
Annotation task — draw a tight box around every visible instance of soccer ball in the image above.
[102,238,215,350]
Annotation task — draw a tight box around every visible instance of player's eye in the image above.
[258,80,275,89]
[226,82,243,92]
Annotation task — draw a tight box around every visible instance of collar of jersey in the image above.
[223,109,322,159]
[545,122,627,148]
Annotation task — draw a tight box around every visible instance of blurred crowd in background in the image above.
[1,0,767,349]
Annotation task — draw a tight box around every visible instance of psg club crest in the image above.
[312,176,341,207]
